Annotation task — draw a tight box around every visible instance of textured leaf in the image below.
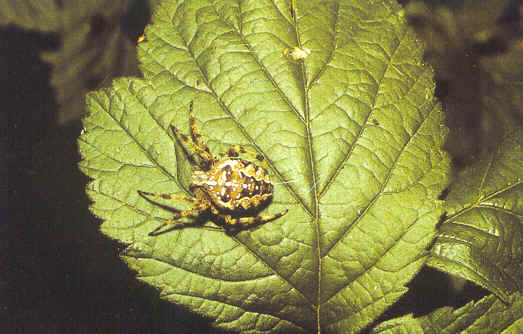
[428,128,523,302]
[371,314,425,334]
[372,292,523,334]
[78,0,449,333]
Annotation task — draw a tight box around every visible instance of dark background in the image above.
[1,19,228,334]
[4,0,518,332]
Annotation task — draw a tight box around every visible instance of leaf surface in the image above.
[79,0,449,332]
[372,292,523,334]
[428,127,523,301]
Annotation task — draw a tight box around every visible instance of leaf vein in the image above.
[89,89,185,193]
[323,97,440,259]
[308,1,340,89]
[445,181,523,223]
[322,214,424,305]
[210,2,306,124]
[160,291,309,332]
[318,26,411,199]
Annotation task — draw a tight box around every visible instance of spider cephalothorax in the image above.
[139,101,288,235]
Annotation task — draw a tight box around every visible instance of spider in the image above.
[139,101,288,236]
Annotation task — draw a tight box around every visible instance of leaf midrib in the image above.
[154,1,322,314]
[290,2,323,331]
[445,181,522,224]
[155,3,315,218]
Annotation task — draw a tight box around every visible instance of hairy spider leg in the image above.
[221,209,289,226]
[148,201,211,236]
[230,145,265,161]
[138,190,200,204]
[217,145,268,168]
[170,123,214,165]
[138,190,208,235]
[188,101,211,154]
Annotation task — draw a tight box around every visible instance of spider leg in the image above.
[221,209,288,226]
[170,123,214,164]
[138,190,199,204]
[188,101,211,155]
[223,145,267,168]
[148,202,210,236]
[290,0,296,19]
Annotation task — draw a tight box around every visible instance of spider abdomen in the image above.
[141,101,287,234]
[193,158,273,211]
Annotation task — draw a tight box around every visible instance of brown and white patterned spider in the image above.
[139,101,288,235]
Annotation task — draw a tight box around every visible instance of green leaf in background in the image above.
[1,0,140,123]
[428,127,523,302]
[0,0,65,31]
[41,1,140,124]
[404,0,521,164]
[480,41,523,141]
[78,0,449,333]
[372,292,523,334]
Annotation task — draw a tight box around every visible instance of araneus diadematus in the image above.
[139,101,288,235]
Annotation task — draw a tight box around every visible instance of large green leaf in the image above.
[78,0,449,333]
[372,292,523,334]
[428,127,523,302]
